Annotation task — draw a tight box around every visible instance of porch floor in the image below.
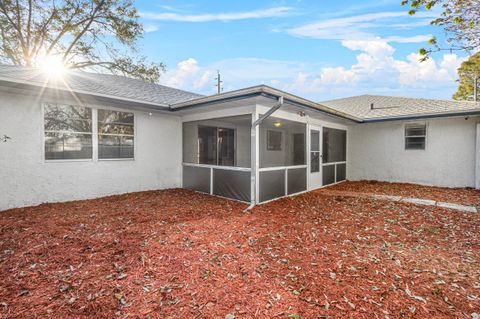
[1,183,479,318]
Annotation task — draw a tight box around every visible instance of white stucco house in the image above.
[1,64,480,211]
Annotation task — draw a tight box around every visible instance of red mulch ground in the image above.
[0,187,479,319]
[326,180,480,207]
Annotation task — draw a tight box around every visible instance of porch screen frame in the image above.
[198,125,236,167]
[321,126,347,186]
[182,113,253,203]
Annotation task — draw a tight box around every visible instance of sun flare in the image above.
[38,55,66,78]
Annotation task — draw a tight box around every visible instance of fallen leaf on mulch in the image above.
[0,186,479,318]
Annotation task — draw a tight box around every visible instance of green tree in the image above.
[401,0,480,60]
[0,0,164,82]
[453,52,480,101]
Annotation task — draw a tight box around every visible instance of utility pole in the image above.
[214,70,223,94]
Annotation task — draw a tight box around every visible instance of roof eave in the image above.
[0,75,171,111]
[362,110,480,123]
[170,85,363,123]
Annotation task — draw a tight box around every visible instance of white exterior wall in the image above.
[0,90,182,211]
[347,116,479,188]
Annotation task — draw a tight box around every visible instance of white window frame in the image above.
[42,103,94,163]
[404,122,427,151]
[42,103,136,163]
[97,108,136,161]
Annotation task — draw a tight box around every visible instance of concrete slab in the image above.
[372,194,402,202]
[436,202,477,213]
[401,197,437,206]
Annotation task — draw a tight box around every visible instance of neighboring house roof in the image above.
[0,64,203,107]
[321,95,480,122]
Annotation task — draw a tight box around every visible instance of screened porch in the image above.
[181,111,347,204]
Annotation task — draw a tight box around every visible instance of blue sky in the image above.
[135,0,465,100]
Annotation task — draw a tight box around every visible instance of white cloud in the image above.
[162,58,214,92]
[161,47,463,100]
[287,11,435,43]
[342,39,395,57]
[289,40,464,99]
[193,70,213,89]
[161,57,310,93]
[384,35,432,43]
[319,67,357,84]
[141,6,293,22]
[165,58,200,88]
[394,53,463,87]
[143,24,159,33]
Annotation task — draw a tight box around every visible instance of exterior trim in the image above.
[2,76,480,123]
[362,110,480,123]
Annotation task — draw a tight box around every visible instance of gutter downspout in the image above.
[244,96,284,212]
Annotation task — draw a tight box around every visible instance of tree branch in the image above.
[62,0,106,62]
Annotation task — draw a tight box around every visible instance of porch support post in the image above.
[249,111,259,206]
[246,98,284,210]
[306,115,311,191]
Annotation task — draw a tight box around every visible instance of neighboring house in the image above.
[1,64,480,211]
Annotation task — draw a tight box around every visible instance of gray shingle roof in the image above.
[320,95,480,120]
[1,64,479,121]
[0,64,203,106]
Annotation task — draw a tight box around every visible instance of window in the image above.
[405,124,426,150]
[267,130,282,151]
[198,126,235,166]
[98,110,134,159]
[44,103,93,160]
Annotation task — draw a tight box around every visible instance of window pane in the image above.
[98,135,134,159]
[288,168,306,195]
[336,163,346,182]
[322,164,335,186]
[44,104,92,132]
[98,110,134,124]
[183,166,210,194]
[322,128,346,163]
[293,133,305,165]
[98,123,134,135]
[98,110,134,135]
[45,132,92,160]
[213,169,250,202]
[267,130,282,151]
[405,137,425,150]
[405,125,426,137]
[218,128,235,166]
[311,152,320,173]
[311,130,319,152]
[198,126,217,165]
[259,170,285,202]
